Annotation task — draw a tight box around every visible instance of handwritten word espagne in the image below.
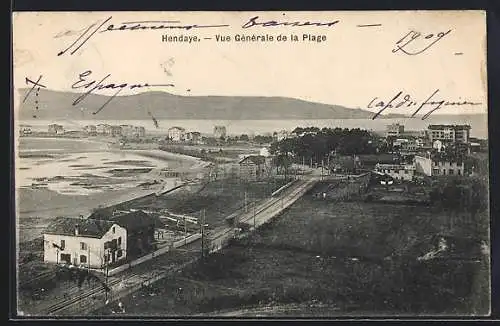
[24,71,174,115]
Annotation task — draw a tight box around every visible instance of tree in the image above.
[273,154,292,179]
[272,126,377,164]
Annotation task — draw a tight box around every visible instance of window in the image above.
[117,249,123,258]
[404,170,408,174]
[118,237,122,246]
[80,255,87,263]
[60,253,71,264]
[458,170,461,176]
[442,169,446,175]
[449,169,454,175]
[112,227,116,234]
[104,254,109,263]
[80,242,87,250]
[60,239,65,250]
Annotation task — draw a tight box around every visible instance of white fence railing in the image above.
[107,233,202,276]
[271,179,298,197]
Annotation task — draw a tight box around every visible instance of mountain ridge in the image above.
[16,88,407,120]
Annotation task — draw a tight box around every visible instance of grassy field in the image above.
[94,183,489,317]
[117,176,290,229]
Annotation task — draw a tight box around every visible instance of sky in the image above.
[12,11,487,116]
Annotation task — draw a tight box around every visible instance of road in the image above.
[25,175,320,316]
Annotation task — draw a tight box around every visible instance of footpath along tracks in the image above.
[209,177,319,251]
[40,176,319,316]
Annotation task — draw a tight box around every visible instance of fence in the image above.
[107,233,202,276]
[319,172,371,201]
[271,179,298,197]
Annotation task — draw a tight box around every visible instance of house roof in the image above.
[89,210,163,231]
[44,217,115,238]
[168,126,185,131]
[239,155,266,165]
[428,124,471,130]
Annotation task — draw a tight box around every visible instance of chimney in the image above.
[75,224,79,236]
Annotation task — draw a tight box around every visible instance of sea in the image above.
[17,116,489,139]
[15,116,488,195]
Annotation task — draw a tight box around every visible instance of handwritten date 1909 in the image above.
[392,29,452,55]
[368,89,482,120]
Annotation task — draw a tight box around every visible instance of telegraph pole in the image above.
[104,256,109,304]
[104,250,109,303]
[184,216,187,245]
[244,191,248,212]
[200,209,206,259]
[321,158,324,180]
[88,246,91,286]
[253,200,256,230]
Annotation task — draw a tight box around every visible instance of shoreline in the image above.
[16,138,207,244]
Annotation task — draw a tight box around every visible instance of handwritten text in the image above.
[368,89,482,120]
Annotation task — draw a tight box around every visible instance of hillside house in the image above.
[239,155,268,181]
[48,124,64,135]
[414,154,466,177]
[386,123,405,137]
[43,217,127,268]
[168,126,186,142]
[329,155,362,174]
[393,138,418,152]
[89,210,163,258]
[274,130,290,141]
[19,125,32,136]
[432,159,465,176]
[120,125,136,138]
[213,126,227,139]
[96,124,110,135]
[374,163,415,181]
[109,125,122,137]
[83,125,97,135]
[185,131,201,144]
[135,126,146,138]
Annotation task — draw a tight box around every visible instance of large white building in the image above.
[414,155,466,176]
[43,217,127,268]
[428,124,471,144]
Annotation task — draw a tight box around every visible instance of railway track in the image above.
[38,177,319,316]
[45,251,200,316]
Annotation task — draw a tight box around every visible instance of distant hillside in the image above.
[16,89,404,120]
